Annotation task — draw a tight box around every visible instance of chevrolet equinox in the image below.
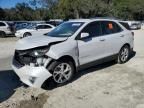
[12,19,134,88]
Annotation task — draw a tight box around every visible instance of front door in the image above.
[77,21,106,65]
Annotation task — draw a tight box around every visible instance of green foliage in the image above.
[0,0,144,21]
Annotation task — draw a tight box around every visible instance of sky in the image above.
[0,0,29,8]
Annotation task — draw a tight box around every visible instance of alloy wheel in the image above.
[53,63,72,84]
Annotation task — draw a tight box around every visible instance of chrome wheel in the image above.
[53,63,72,84]
[120,47,129,62]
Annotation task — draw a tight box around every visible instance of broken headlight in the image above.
[29,46,49,57]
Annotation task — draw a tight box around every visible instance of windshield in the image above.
[26,23,37,29]
[47,22,84,37]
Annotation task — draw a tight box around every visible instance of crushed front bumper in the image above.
[12,59,52,88]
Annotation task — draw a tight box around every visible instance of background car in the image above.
[125,21,141,30]
[0,21,14,37]
[15,23,55,38]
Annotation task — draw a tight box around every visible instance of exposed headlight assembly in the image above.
[29,46,49,57]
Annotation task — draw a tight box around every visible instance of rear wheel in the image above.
[117,45,130,64]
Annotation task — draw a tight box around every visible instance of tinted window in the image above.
[119,22,131,30]
[36,25,44,29]
[81,22,102,37]
[0,22,6,26]
[43,25,52,29]
[101,21,122,35]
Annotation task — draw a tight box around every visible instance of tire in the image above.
[0,31,6,38]
[48,59,75,85]
[117,45,130,64]
[23,32,31,38]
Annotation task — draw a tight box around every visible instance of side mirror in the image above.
[80,33,90,39]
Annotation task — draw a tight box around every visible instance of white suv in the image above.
[12,19,134,88]
[0,21,13,37]
[15,24,55,38]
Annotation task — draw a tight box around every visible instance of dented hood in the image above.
[15,35,67,50]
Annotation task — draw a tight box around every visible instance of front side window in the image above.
[43,25,52,29]
[101,21,122,35]
[47,22,84,37]
[81,21,102,37]
[36,25,44,29]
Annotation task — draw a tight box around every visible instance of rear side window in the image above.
[81,21,102,37]
[119,22,131,30]
[36,25,44,29]
[101,21,122,35]
[0,22,6,26]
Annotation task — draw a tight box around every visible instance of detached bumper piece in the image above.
[12,50,52,88]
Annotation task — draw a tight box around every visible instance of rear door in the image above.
[100,21,124,56]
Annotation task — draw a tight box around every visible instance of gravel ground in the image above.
[0,30,144,108]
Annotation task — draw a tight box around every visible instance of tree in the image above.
[0,7,6,20]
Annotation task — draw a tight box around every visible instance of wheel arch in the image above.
[23,32,32,37]
[120,43,131,51]
[57,55,77,71]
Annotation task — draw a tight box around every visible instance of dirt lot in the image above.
[0,30,144,108]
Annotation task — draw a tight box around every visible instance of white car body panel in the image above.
[15,35,67,50]
[12,64,52,87]
[78,36,106,65]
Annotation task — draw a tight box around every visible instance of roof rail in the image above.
[91,17,121,20]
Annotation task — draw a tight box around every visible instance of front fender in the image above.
[46,40,79,67]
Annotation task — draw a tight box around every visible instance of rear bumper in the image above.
[12,59,52,88]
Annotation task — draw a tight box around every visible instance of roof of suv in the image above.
[68,18,119,23]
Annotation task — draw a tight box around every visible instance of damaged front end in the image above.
[12,46,54,88]
[14,46,51,68]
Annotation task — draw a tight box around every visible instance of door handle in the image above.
[100,39,105,42]
[120,35,125,37]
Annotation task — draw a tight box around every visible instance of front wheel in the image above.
[117,45,130,64]
[48,60,75,85]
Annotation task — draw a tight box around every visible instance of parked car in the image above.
[15,24,55,38]
[0,21,14,37]
[46,20,63,26]
[141,23,144,30]
[130,22,141,30]
[125,21,141,30]
[12,19,134,88]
